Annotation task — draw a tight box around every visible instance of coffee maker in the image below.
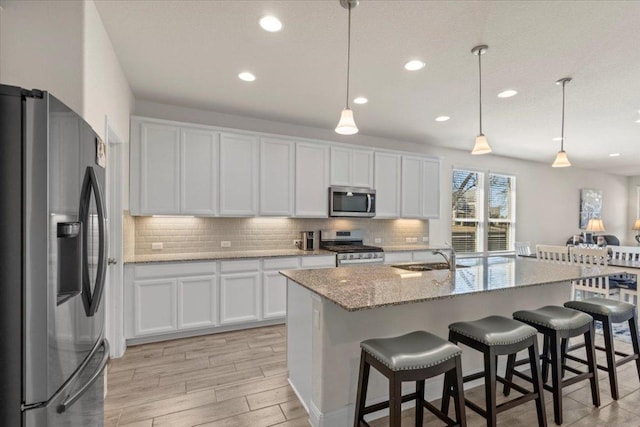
[298,231,318,251]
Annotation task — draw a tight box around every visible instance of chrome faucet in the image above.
[432,245,456,271]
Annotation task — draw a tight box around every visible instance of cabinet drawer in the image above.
[263,257,299,270]
[300,255,336,269]
[384,252,412,264]
[220,259,261,273]
[412,251,430,262]
[135,262,216,279]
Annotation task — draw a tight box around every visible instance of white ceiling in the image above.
[95,0,640,175]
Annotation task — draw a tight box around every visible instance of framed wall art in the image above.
[579,188,602,229]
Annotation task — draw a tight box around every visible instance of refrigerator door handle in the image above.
[79,166,108,317]
[57,339,109,414]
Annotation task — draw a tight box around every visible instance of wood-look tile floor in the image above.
[105,324,307,427]
[106,325,640,426]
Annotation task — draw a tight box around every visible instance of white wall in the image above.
[629,175,640,244]
[0,0,133,142]
[134,99,632,247]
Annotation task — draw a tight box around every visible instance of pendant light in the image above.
[552,77,572,168]
[471,45,491,155]
[335,0,359,135]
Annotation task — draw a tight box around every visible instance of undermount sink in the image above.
[392,262,466,272]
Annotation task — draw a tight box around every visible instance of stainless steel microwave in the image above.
[329,186,376,217]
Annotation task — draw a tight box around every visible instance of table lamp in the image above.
[633,218,640,245]
[585,218,605,244]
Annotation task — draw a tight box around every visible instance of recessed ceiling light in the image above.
[238,72,256,82]
[609,153,621,157]
[497,89,518,98]
[552,137,564,141]
[259,15,282,32]
[353,97,368,104]
[435,116,450,122]
[404,60,426,71]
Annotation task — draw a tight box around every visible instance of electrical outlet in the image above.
[151,242,163,250]
[406,237,412,243]
[422,236,429,242]
[374,238,382,244]
[406,237,418,243]
[293,239,301,247]
[221,241,231,248]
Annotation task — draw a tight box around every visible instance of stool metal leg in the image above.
[629,313,640,381]
[550,333,563,425]
[415,379,424,427]
[584,325,600,407]
[602,317,619,400]
[354,350,370,427]
[528,338,548,427]
[484,349,497,427]
[389,373,402,427]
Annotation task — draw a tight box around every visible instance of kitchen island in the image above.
[280,257,629,427]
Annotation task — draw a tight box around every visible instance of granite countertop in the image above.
[126,249,334,264]
[280,257,630,312]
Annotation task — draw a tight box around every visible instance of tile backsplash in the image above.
[127,215,428,255]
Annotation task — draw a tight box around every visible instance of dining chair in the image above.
[610,246,640,306]
[515,241,532,256]
[569,247,616,300]
[536,244,571,263]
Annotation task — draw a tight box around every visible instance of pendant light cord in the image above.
[345,5,352,109]
[478,50,483,135]
[560,81,566,151]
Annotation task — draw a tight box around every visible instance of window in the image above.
[452,169,515,254]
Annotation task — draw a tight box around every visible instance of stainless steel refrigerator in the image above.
[0,84,109,426]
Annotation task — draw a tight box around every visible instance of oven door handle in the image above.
[338,258,384,266]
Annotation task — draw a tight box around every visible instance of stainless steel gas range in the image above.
[320,230,384,267]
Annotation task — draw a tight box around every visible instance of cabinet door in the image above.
[374,152,401,218]
[220,273,261,324]
[295,143,330,217]
[260,138,294,216]
[421,159,440,219]
[178,275,217,329]
[352,149,374,188]
[181,129,218,215]
[401,156,422,218]
[139,122,181,214]
[262,271,287,319]
[330,146,351,186]
[219,133,258,216]
[134,278,177,336]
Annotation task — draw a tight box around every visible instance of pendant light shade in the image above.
[552,150,571,168]
[471,45,491,155]
[335,108,358,135]
[472,134,491,155]
[552,77,572,168]
[335,0,359,135]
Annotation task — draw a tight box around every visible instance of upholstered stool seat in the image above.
[564,297,640,400]
[361,331,462,371]
[355,331,466,427]
[506,306,600,425]
[444,316,547,427]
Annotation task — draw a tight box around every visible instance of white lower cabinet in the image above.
[383,252,412,264]
[134,278,178,336]
[262,257,299,319]
[220,272,261,324]
[178,276,217,329]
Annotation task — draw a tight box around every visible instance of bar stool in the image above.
[444,316,546,427]
[354,331,466,427]
[564,297,640,400]
[504,306,599,425]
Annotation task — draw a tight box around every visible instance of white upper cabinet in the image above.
[295,142,330,217]
[260,138,294,216]
[374,152,401,218]
[219,133,259,216]
[181,129,219,215]
[330,147,373,188]
[136,121,181,215]
[401,155,440,219]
